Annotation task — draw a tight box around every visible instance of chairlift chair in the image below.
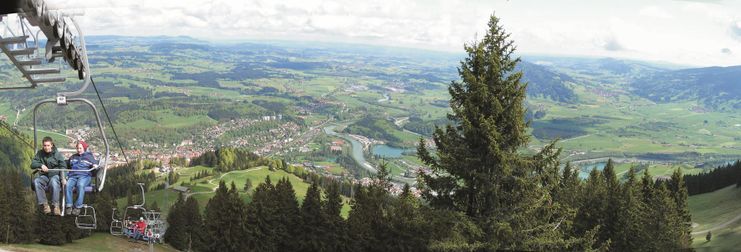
[1,0,108,230]
[110,208,124,236]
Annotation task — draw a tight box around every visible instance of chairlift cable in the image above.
[91,77,129,164]
[0,121,34,149]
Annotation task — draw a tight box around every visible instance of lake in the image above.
[372,144,413,158]
[577,162,607,179]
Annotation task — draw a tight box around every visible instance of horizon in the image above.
[44,0,741,68]
[83,34,704,69]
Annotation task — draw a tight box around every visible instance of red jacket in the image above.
[136,221,147,233]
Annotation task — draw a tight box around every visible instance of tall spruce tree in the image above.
[0,169,35,244]
[165,195,187,250]
[93,191,115,233]
[204,181,247,252]
[244,177,278,252]
[274,177,300,251]
[612,167,646,251]
[298,182,327,251]
[416,13,584,250]
[669,168,692,248]
[323,181,349,251]
[601,159,621,245]
[0,171,8,243]
[183,196,205,251]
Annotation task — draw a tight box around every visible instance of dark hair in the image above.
[42,136,54,145]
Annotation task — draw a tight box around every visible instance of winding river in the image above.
[323,125,378,174]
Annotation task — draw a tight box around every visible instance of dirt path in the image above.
[184,167,264,198]
[692,212,741,235]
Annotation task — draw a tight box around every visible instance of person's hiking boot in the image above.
[72,208,81,216]
[52,204,61,216]
[41,203,51,214]
[65,207,73,215]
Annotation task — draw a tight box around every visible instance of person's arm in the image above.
[30,152,42,169]
[52,152,68,169]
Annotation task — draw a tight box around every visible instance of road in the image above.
[691,212,741,235]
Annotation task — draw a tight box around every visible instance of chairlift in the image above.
[110,183,167,243]
[1,0,109,230]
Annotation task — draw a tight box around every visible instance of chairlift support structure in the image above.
[110,183,166,244]
[1,0,108,230]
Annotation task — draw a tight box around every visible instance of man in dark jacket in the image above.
[65,140,98,215]
[31,136,66,215]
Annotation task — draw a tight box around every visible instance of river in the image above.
[323,125,377,174]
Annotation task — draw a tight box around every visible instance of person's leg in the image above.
[74,176,91,208]
[33,176,49,205]
[49,175,61,206]
[65,176,78,209]
[50,175,61,215]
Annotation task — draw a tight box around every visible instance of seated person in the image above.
[65,140,98,215]
[31,136,66,215]
[133,217,147,240]
[126,220,137,238]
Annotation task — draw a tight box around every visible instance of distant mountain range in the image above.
[630,65,741,110]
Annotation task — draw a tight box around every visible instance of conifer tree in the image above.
[93,191,115,233]
[601,159,621,244]
[669,168,692,248]
[575,169,608,245]
[298,182,326,251]
[416,13,585,250]
[323,181,349,251]
[244,177,277,251]
[612,167,646,251]
[0,172,9,243]
[204,181,247,252]
[274,177,300,251]
[183,196,205,251]
[2,170,35,243]
[37,214,65,245]
[388,184,428,250]
[165,195,187,250]
[244,178,253,192]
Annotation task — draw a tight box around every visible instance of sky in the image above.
[43,0,741,67]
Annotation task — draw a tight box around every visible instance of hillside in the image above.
[115,165,351,217]
[518,61,577,103]
[0,233,176,252]
[631,65,741,110]
[689,185,741,250]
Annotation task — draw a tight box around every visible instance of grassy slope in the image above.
[689,185,741,250]
[0,233,177,252]
[116,166,352,218]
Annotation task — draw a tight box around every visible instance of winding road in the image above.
[692,212,741,235]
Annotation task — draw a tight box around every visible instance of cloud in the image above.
[721,48,732,54]
[672,0,724,3]
[594,34,625,51]
[639,6,673,19]
[731,20,741,39]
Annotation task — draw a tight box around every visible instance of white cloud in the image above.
[731,20,741,39]
[639,6,673,19]
[31,0,741,66]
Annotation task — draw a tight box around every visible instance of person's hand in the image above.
[41,165,49,173]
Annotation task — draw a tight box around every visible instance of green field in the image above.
[689,185,741,250]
